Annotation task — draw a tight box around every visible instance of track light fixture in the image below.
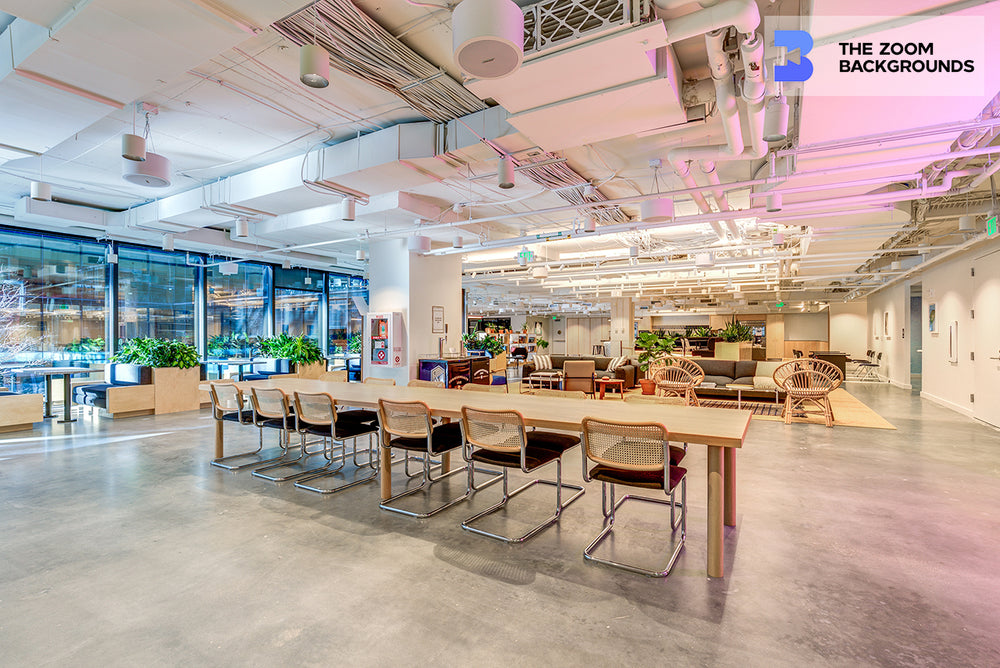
[30,181,51,201]
[498,155,515,189]
[341,196,356,221]
[161,233,174,252]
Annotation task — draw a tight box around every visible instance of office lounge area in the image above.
[4,0,1000,664]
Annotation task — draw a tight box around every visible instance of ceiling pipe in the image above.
[657,0,760,42]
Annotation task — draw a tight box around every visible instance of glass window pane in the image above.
[274,267,321,292]
[0,230,108,368]
[275,288,320,338]
[207,263,267,357]
[118,246,196,343]
[328,273,367,355]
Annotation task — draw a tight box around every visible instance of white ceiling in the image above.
[0,0,997,314]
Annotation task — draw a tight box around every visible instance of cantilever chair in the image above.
[378,399,494,517]
[249,388,329,482]
[291,391,380,494]
[534,388,589,399]
[773,359,844,427]
[209,383,287,470]
[364,377,396,386]
[460,406,584,543]
[408,379,445,388]
[581,417,687,577]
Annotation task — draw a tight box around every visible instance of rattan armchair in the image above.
[291,391,380,494]
[209,383,286,471]
[581,417,687,577]
[459,406,584,543]
[773,359,844,427]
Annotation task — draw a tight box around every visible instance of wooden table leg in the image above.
[599,383,606,400]
[724,446,736,527]
[707,445,724,578]
[380,445,392,500]
[214,420,224,459]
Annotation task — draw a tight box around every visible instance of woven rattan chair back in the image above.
[460,406,526,453]
[653,365,694,387]
[784,369,837,395]
[535,388,588,399]
[250,387,288,419]
[378,399,432,439]
[668,356,705,384]
[581,417,668,472]
[364,377,396,386]
[408,379,445,388]
[623,394,686,406]
[210,383,244,415]
[462,383,493,392]
[774,359,843,391]
[294,392,336,426]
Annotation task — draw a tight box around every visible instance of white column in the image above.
[608,297,634,358]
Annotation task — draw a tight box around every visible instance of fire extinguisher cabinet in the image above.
[367,312,405,368]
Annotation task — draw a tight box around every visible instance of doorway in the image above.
[909,283,922,393]
[973,250,1000,427]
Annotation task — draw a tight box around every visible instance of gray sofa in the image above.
[689,359,786,401]
[522,355,636,388]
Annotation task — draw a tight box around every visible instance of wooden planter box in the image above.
[152,367,202,414]
[0,393,43,432]
[715,342,753,361]
[292,360,327,379]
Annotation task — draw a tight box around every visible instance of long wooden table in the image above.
[201,378,752,578]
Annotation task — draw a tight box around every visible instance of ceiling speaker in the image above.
[408,235,431,254]
[122,152,171,188]
[452,0,524,79]
[640,197,674,223]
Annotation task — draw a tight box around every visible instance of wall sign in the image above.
[928,303,937,333]
[432,305,445,333]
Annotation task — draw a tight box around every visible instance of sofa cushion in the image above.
[734,376,756,385]
[695,359,737,379]
[703,375,734,387]
[754,376,779,391]
[735,361,758,381]
[534,354,552,370]
[754,361,783,378]
[606,356,628,372]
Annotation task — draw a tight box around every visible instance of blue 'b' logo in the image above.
[774,30,814,82]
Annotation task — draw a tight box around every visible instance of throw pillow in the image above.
[534,354,552,371]
[753,376,779,391]
[606,356,628,372]
[754,361,783,379]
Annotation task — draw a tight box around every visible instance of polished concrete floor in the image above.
[2,384,999,667]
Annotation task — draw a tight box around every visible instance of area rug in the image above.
[751,388,896,430]
[698,399,783,417]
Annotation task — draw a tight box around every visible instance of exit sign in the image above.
[517,249,535,263]
[988,215,999,238]
[775,301,785,308]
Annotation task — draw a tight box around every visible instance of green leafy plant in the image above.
[113,338,200,369]
[719,316,754,342]
[633,331,677,373]
[347,333,363,354]
[257,334,324,365]
[691,326,714,338]
[64,337,105,353]
[207,332,252,357]
[535,337,549,350]
[462,333,505,356]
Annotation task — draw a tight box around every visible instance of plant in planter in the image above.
[257,334,325,375]
[462,333,505,357]
[535,337,549,350]
[113,337,200,368]
[634,331,677,395]
[718,316,753,342]
[692,326,714,338]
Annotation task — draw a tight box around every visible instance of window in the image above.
[207,262,268,357]
[328,273,367,355]
[0,229,108,367]
[274,267,321,339]
[118,246,196,344]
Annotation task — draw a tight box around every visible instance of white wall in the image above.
[784,312,829,341]
[829,300,867,355]
[918,254,976,415]
[366,239,410,385]
[867,281,910,388]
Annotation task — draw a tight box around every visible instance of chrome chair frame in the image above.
[581,418,687,578]
[460,406,584,544]
[292,392,381,494]
[209,383,288,471]
[378,399,499,518]
[249,388,329,482]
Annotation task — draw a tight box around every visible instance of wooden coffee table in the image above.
[596,377,625,399]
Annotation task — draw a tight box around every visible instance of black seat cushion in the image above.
[300,419,377,439]
[589,464,686,491]
[337,408,378,424]
[526,430,580,453]
[259,416,294,430]
[221,411,254,425]
[388,421,463,454]
[470,430,579,470]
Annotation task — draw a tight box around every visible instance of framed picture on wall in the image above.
[928,303,937,334]
[431,305,445,333]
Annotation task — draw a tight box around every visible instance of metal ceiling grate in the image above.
[523,0,638,56]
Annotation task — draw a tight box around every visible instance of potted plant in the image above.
[114,337,202,413]
[634,331,677,395]
[258,333,326,378]
[716,316,754,360]
[535,337,549,351]
[462,333,507,372]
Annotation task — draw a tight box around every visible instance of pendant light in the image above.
[300,4,330,88]
[498,154,515,189]
[640,161,674,223]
